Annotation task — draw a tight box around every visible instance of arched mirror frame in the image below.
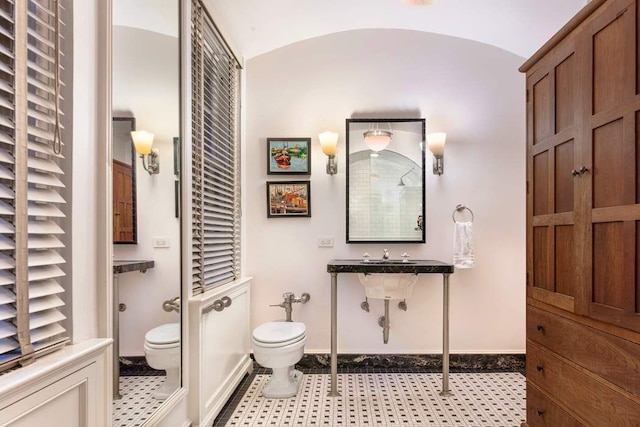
[346,118,426,243]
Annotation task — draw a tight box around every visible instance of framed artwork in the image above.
[267,138,311,175]
[267,181,311,218]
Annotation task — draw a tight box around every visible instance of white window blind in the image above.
[191,0,241,295]
[0,0,70,372]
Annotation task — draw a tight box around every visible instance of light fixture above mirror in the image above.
[363,123,392,152]
[131,130,160,175]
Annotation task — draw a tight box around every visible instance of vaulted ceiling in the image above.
[205,0,588,59]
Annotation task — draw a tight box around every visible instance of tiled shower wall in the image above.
[349,153,422,241]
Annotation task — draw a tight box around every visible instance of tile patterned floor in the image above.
[216,372,525,427]
[112,375,166,427]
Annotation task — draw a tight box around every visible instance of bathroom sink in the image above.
[357,273,419,300]
[360,260,416,264]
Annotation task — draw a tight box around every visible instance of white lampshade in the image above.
[130,131,154,155]
[318,131,338,156]
[426,132,446,156]
[364,130,392,152]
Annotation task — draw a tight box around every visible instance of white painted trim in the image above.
[142,387,189,426]
[0,339,111,397]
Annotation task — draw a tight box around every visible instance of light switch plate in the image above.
[153,237,170,248]
[318,236,334,247]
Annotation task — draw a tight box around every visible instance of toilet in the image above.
[252,321,307,398]
[144,323,181,400]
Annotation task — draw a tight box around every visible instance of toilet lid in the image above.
[252,322,306,344]
[145,323,180,345]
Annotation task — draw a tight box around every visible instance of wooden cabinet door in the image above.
[527,39,580,313]
[113,159,135,243]
[581,0,640,332]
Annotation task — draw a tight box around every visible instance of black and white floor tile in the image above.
[112,376,166,427]
[216,372,525,427]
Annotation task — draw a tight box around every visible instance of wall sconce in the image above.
[131,130,159,175]
[363,123,392,152]
[426,132,446,175]
[319,131,338,175]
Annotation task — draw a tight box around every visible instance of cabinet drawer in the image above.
[526,382,583,427]
[527,305,640,396]
[527,341,640,425]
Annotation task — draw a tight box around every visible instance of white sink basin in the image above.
[357,273,419,300]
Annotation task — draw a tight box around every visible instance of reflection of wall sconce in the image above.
[319,131,338,175]
[131,130,159,175]
[426,132,446,175]
[363,123,392,152]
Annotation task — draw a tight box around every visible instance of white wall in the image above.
[112,26,181,356]
[245,29,526,353]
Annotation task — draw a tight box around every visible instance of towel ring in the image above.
[452,204,474,223]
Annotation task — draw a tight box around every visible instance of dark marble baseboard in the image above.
[297,353,524,373]
[121,353,525,376]
[119,356,164,376]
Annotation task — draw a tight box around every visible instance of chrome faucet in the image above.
[382,249,390,260]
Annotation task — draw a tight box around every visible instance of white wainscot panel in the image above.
[188,277,252,427]
[0,339,111,427]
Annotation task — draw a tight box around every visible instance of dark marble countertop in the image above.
[113,260,154,274]
[327,259,454,274]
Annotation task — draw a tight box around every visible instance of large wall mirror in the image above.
[346,118,426,243]
[113,117,137,244]
[112,0,182,423]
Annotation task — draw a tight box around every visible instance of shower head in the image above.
[398,167,414,186]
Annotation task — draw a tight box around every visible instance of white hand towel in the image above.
[453,221,475,268]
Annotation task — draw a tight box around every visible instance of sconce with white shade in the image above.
[131,130,159,175]
[426,132,446,175]
[363,123,392,152]
[319,131,338,175]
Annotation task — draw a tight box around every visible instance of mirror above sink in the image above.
[346,118,426,243]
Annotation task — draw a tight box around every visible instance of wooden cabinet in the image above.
[521,0,640,424]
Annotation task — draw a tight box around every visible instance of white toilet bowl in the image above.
[144,323,180,400]
[252,322,306,398]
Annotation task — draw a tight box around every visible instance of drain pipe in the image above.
[378,300,390,344]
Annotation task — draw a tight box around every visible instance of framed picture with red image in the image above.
[267,138,311,175]
[266,181,311,218]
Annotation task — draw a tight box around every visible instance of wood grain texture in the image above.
[555,55,576,133]
[554,140,575,213]
[526,382,584,427]
[534,75,554,145]
[527,341,640,426]
[534,152,550,215]
[555,225,576,297]
[528,305,640,396]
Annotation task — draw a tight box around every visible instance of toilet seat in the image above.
[145,323,180,346]
[252,322,306,346]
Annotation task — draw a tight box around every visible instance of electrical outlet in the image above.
[153,237,170,248]
[318,236,334,247]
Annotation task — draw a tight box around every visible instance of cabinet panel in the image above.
[533,227,551,291]
[555,225,576,297]
[592,11,626,114]
[593,222,626,309]
[528,305,640,396]
[534,152,550,215]
[593,119,625,208]
[534,75,553,144]
[555,140,575,213]
[555,55,576,133]
[526,382,583,427]
[527,342,640,425]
